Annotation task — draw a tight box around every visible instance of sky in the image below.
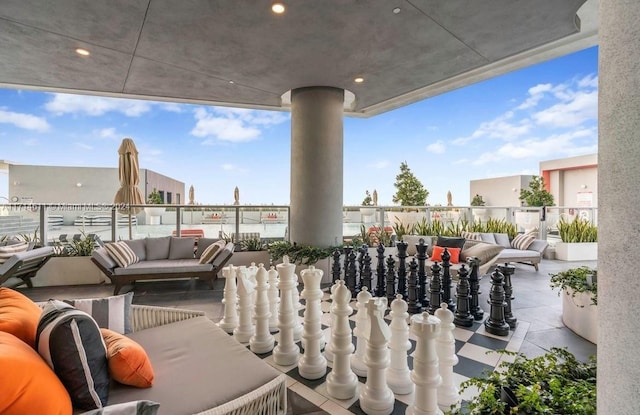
[0,46,598,206]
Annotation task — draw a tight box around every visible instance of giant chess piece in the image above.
[250,264,275,354]
[396,240,409,300]
[415,238,429,308]
[386,295,413,395]
[467,257,484,320]
[234,268,256,343]
[351,286,372,377]
[440,248,455,311]
[346,249,358,297]
[358,244,369,286]
[408,312,443,415]
[332,248,342,284]
[299,266,327,380]
[218,264,239,334]
[427,262,443,315]
[361,252,373,292]
[267,266,280,332]
[435,304,461,411]
[407,258,422,314]
[273,256,300,366]
[343,246,353,280]
[247,262,258,306]
[484,268,510,336]
[498,263,517,329]
[323,282,339,363]
[292,271,303,342]
[359,298,395,415]
[453,264,474,327]
[385,255,397,305]
[326,280,358,400]
[375,243,387,297]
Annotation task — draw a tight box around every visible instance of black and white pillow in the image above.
[36,300,110,411]
[104,241,139,268]
[64,292,133,334]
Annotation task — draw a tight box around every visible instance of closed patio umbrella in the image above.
[372,189,378,206]
[189,185,195,204]
[114,138,144,239]
[234,186,240,205]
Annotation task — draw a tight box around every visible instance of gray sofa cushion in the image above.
[168,237,195,260]
[497,249,542,260]
[123,239,147,262]
[106,317,280,415]
[493,233,512,249]
[401,235,433,257]
[113,259,213,276]
[145,237,171,261]
[479,233,497,244]
[460,242,505,265]
[195,238,219,259]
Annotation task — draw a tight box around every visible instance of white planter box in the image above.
[360,207,377,220]
[562,288,598,344]
[145,207,166,225]
[555,242,598,261]
[228,251,271,268]
[35,256,107,287]
[388,211,425,229]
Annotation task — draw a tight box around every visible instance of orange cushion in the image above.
[430,246,461,264]
[101,328,155,388]
[0,331,72,415]
[0,287,42,348]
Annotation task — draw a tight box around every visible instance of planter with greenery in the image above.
[37,233,106,286]
[145,188,165,224]
[360,190,377,219]
[410,217,517,239]
[447,348,596,414]
[555,216,598,261]
[550,266,598,343]
[515,176,554,231]
[231,237,270,268]
[267,240,343,282]
[470,194,487,218]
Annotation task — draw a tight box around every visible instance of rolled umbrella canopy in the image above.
[447,190,453,207]
[372,189,378,206]
[114,138,144,238]
[189,185,195,204]
[234,186,240,205]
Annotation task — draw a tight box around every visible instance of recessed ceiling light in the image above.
[228,80,235,84]
[354,77,364,83]
[75,48,90,56]
[271,3,285,14]
[392,7,401,14]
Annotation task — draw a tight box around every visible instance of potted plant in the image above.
[267,240,342,282]
[231,237,270,267]
[145,188,165,225]
[470,194,487,218]
[389,161,428,228]
[550,266,597,343]
[447,348,596,414]
[516,175,554,230]
[360,190,377,220]
[38,233,107,286]
[555,216,598,261]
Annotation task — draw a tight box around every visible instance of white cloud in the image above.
[368,160,390,169]
[453,112,531,145]
[191,107,288,143]
[75,142,93,150]
[532,90,597,128]
[97,127,118,139]
[426,140,446,154]
[45,94,152,117]
[222,163,236,171]
[24,138,38,146]
[516,83,552,110]
[159,103,184,113]
[0,109,50,132]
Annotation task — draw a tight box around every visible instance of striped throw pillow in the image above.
[460,231,482,241]
[64,292,133,334]
[198,240,225,264]
[104,241,139,268]
[0,242,29,264]
[511,233,536,250]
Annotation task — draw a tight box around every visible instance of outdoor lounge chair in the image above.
[0,246,54,288]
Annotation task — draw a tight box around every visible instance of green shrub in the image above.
[550,266,597,306]
[558,216,597,243]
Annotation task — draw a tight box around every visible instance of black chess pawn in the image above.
[453,264,474,327]
[396,241,408,300]
[498,263,517,329]
[346,249,358,297]
[375,243,386,297]
[331,248,342,283]
[415,238,429,308]
[407,258,422,314]
[361,252,373,292]
[467,257,484,320]
[484,268,510,336]
[385,255,396,305]
[427,262,442,315]
[440,247,455,311]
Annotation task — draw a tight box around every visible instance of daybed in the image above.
[477,232,549,271]
[91,237,234,295]
[0,245,54,288]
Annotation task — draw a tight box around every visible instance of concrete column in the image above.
[290,87,344,247]
[598,1,640,414]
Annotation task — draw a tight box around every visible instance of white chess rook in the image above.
[298,266,328,380]
[292,272,303,342]
[267,266,280,332]
[250,264,275,354]
[359,298,395,415]
[386,294,414,395]
[351,286,372,377]
[233,267,256,343]
[326,280,359,400]
[273,256,300,366]
[407,312,443,415]
[218,264,239,334]
[435,303,461,410]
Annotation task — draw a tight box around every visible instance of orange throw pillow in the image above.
[429,246,461,264]
[0,331,72,415]
[0,287,42,348]
[101,328,155,388]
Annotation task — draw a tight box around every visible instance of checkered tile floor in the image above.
[230,291,529,415]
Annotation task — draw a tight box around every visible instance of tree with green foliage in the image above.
[361,190,373,206]
[519,176,554,206]
[392,161,428,206]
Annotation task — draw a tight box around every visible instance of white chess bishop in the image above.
[233,267,256,343]
[218,264,238,334]
[249,264,275,354]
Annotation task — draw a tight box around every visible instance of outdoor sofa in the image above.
[476,232,549,271]
[0,244,54,288]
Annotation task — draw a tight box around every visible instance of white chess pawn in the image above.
[233,268,256,343]
[386,294,414,395]
[324,282,339,363]
[407,312,443,415]
[250,264,275,354]
[359,297,395,415]
[248,262,258,306]
[326,280,359,400]
[291,272,303,342]
[218,264,238,334]
[435,303,461,410]
[298,266,327,380]
[267,266,280,332]
[273,256,300,366]
[351,286,372,377]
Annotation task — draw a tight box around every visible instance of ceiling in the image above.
[0,0,598,117]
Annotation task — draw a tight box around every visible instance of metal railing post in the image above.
[175,206,181,236]
[111,207,117,242]
[39,205,47,246]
